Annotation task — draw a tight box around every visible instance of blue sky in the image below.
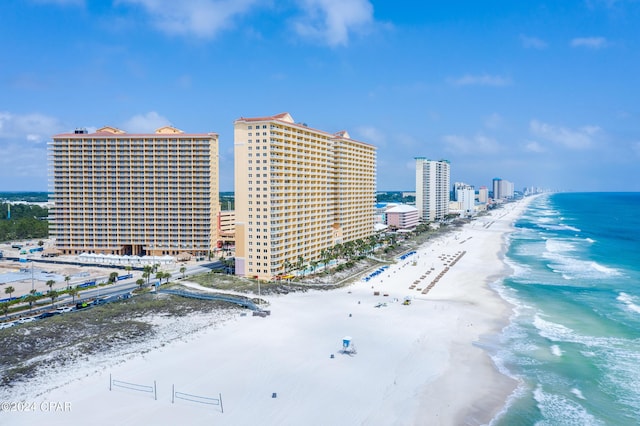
[1,0,639,192]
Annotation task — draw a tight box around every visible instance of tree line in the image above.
[0,202,49,242]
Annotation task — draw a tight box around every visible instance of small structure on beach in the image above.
[340,336,357,356]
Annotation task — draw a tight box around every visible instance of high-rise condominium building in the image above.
[492,177,515,200]
[49,126,219,256]
[415,158,450,222]
[234,112,376,280]
[477,186,488,204]
[454,182,475,215]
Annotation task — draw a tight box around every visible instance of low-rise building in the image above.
[385,204,419,230]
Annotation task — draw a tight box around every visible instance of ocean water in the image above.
[491,193,640,426]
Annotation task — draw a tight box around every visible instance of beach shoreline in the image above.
[1,198,533,425]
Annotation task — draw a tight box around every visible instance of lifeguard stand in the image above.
[340,336,357,356]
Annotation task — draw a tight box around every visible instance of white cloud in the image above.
[395,133,418,148]
[524,141,546,153]
[530,120,601,149]
[116,0,259,39]
[448,74,512,87]
[356,125,386,146]
[293,0,375,46]
[121,112,172,133]
[520,35,547,49]
[484,113,503,129]
[176,74,192,89]
[0,111,64,143]
[0,143,48,184]
[570,37,608,49]
[443,134,500,154]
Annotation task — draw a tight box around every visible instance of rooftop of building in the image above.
[234,112,375,148]
[385,204,418,213]
[53,125,218,138]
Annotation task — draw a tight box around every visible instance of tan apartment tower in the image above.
[49,126,220,257]
[234,113,376,280]
[415,158,450,222]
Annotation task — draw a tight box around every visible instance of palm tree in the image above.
[296,255,305,276]
[180,266,186,278]
[332,243,342,261]
[163,272,171,284]
[136,278,145,290]
[367,234,378,254]
[4,285,15,300]
[108,272,119,283]
[46,279,55,292]
[345,241,357,260]
[64,275,71,289]
[67,287,79,303]
[155,271,164,285]
[309,260,318,275]
[125,265,132,275]
[142,265,153,285]
[319,249,328,270]
[24,293,38,312]
[48,289,59,306]
[0,302,9,319]
[283,259,291,275]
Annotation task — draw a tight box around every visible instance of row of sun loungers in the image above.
[407,251,467,295]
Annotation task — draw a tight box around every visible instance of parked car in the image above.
[92,298,108,306]
[38,311,61,319]
[55,306,74,313]
[16,317,37,324]
[0,322,16,329]
[76,301,91,309]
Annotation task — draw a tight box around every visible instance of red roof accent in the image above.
[53,131,217,138]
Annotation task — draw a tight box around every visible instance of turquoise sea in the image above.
[491,193,640,425]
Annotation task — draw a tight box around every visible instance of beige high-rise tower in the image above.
[49,126,220,257]
[234,113,376,280]
[415,158,450,222]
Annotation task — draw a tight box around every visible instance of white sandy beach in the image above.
[1,199,532,426]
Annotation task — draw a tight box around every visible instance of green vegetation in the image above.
[0,192,48,203]
[0,201,49,242]
[376,191,415,204]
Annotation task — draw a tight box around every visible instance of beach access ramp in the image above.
[158,289,262,311]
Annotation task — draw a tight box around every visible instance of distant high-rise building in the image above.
[415,158,450,221]
[233,113,376,280]
[492,177,514,200]
[454,182,475,215]
[477,186,489,203]
[49,126,220,256]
